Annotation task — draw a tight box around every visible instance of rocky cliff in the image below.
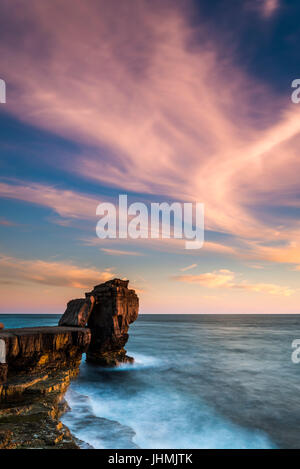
[0,327,91,386]
[0,327,91,448]
[0,368,81,449]
[0,278,139,448]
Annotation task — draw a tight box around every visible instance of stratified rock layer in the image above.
[59,297,95,328]
[0,327,91,382]
[0,368,81,448]
[58,278,139,366]
[0,365,8,385]
[0,328,91,447]
[0,278,139,447]
[85,279,139,366]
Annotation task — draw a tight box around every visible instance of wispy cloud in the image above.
[0,254,114,289]
[245,0,280,18]
[175,269,236,288]
[101,248,144,256]
[259,0,280,18]
[0,180,102,220]
[0,218,16,226]
[174,269,295,296]
[0,0,298,267]
[180,263,197,272]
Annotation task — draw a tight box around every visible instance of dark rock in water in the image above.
[0,277,139,448]
[0,277,138,385]
[85,279,139,366]
[58,278,139,366]
[59,296,95,327]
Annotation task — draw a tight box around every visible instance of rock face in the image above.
[0,364,8,385]
[0,327,91,449]
[59,297,95,328]
[86,279,139,366]
[0,368,81,449]
[0,278,138,382]
[58,278,139,366]
[0,327,91,385]
[0,327,91,448]
[0,277,139,448]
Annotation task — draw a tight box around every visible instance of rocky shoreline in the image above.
[0,368,80,449]
[0,279,139,449]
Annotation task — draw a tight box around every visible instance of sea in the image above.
[1,313,300,449]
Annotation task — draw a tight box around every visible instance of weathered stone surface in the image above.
[59,296,95,327]
[0,364,8,384]
[0,342,89,448]
[85,278,139,366]
[0,368,81,448]
[58,278,139,366]
[0,277,139,448]
[0,327,91,380]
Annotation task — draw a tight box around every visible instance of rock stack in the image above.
[0,278,139,388]
[59,278,139,366]
[0,278,139,448]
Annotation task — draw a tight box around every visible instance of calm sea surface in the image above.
[1,313,300,449]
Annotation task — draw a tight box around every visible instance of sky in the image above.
[0,0,300,314]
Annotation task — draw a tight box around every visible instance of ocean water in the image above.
[1,313,300,449]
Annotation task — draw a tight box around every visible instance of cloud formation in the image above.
[245,0,280,18]
[260,0,280,17]
[101,248,144,256]
[0,218,15,226]
[0,180,101,220]
[0,0,299,267]
[0,254,114,289]
[180,264,198,272]
[174,269,295,296]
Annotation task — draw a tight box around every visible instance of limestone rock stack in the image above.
[86,279,139,366]
[58,278,139,366]
[0,278,139,448]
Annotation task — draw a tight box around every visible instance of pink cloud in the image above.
[263,0,280,16]
[0,254,114,289]
[258,0,280,17]
[174,269,295,296]
[0,180,102,220]
[180,263,197,272]
[0,0,298,266]
[101,248,144,256]
[175,269,236,288]
[0,218,15,226]
[245,0,280,18]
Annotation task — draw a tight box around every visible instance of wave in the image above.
[105,352,164,371]
[62,389,139,449]
[62,353,276,449]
